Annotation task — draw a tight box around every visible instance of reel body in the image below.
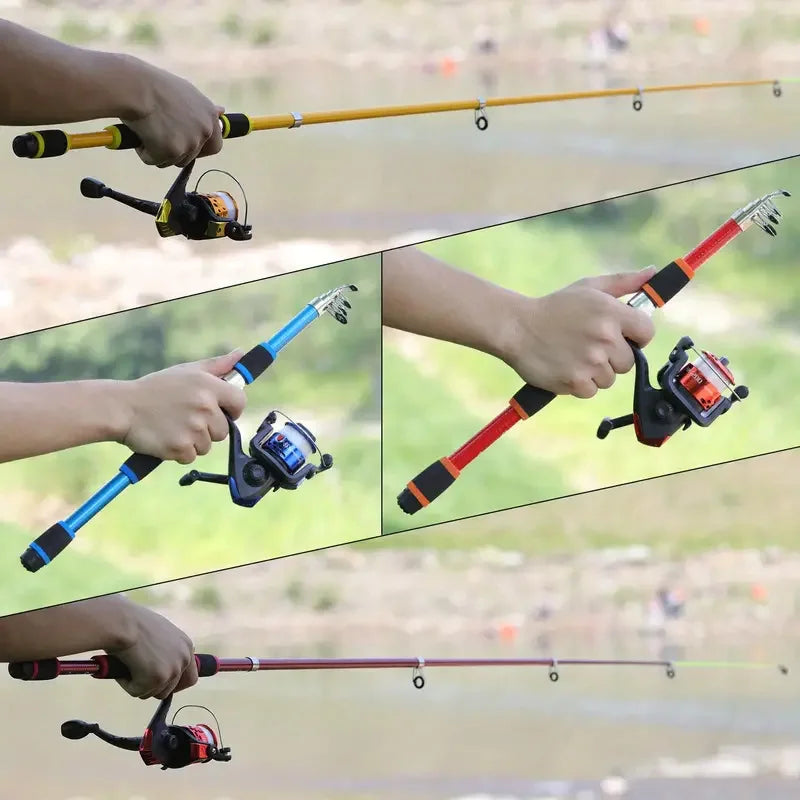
[597,336,748,447]
[61,694,230,770]
[80,159,252,242]
[179,410,333,507]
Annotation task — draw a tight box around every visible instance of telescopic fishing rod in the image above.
[10,78,785,160]
[18,284,358,574]
[397,190,790,515]
[8,653,788,770]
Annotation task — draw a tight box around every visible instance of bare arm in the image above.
[382,246,656,398]
[0,379,129,463]
[0,351,246,464]
[0,595,138,659]
[0,595,199,699]
[0,19,224,166]
[382,246,525,363]
[0,19,150,125]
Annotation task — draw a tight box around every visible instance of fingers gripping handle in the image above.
[8,654,220,681]
[20,343,274,572]
[13,114,254,159]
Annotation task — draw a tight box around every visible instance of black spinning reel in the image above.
[61,693,230,770]
[179,410,333,507]
[79,159,252,241]
[597,335,749,447]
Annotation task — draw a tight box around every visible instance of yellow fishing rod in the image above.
[11,78,785,160]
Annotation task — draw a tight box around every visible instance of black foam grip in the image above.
[8,659,60,681]
[20,522,73,572]
[511,385,556,417]
[399,459,457,513]
[107,123,142,150]
[644,260,691,305]
[91,655,131,680]
[122,452,163,482]
[12,130,69,158]
[223,113,251,139]
[237,344,274,383]
[195,654,219,677]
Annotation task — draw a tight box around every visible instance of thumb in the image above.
[582,266,658,298]
[198,349,245,377]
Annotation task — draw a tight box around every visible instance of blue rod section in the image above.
[64,472,132,532]
[264,304,319,356]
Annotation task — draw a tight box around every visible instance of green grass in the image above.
[0,522,146,618]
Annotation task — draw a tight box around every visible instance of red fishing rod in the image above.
[397,190,790,515]
[8,653,787,769]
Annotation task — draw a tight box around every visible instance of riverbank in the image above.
[133,543,800,648]
[5,0,800,79]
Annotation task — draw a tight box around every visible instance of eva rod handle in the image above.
[397,385,555,514]
[19,340,276,573]
[8,654,220,681]
[12,114,254,159]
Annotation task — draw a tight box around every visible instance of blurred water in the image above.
[2,630,797,799]
[3,65,797,251]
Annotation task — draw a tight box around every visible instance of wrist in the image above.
[102,52,155,121]
[92,379,136,444]
[492,291,540,369]
[97,595,140,654]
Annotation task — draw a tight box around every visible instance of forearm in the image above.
[0,379,130,463]
[0,19,151,125]
[382,246,528,361]
[0,595,137,661]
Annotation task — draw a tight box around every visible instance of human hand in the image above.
[121,58,224,168]
[501,267,657,398]
[117,349,247,464]
[108,604,198,700]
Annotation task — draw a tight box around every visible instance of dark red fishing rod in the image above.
[8,653,787,770]
[397,190,790,515]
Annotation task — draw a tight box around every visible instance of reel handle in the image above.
[8,653,221,681]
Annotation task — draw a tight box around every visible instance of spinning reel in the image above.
[61,693,230,771]
[597,335,748,447]
[179,410,333,507]
[79,159,252,242]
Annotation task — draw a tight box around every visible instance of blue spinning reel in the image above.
[179,410,333,507]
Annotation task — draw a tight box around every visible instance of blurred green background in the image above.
[0,255,381,616]
[383,155,800,533]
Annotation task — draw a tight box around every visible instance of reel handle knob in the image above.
[80,178,108,199]
[321,453,333,469]
[596,418,614,439]
[61,720,94,740]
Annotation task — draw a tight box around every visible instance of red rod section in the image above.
[684,217,742,270]
[15,656,676,676]
[449,406,524,471]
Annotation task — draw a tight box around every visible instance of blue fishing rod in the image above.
[19,284,358,573]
